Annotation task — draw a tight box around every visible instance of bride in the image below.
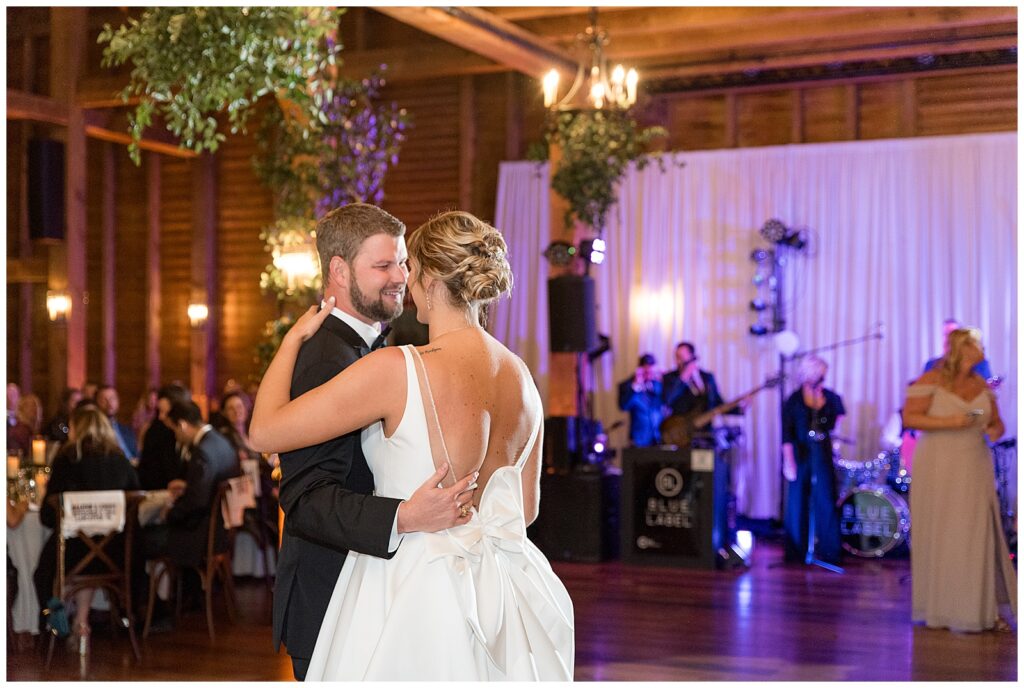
[251,211,574,680]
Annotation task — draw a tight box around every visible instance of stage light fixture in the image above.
[749,298,767,312]
[759,218,788,243]
[542,240,575,266]
[780,231,806,250]
[749,323,769,336]
[750,248,770,263]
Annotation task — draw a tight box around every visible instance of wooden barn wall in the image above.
[214,135,277,391]
[650,67,1016,151]
[158,156,196,389]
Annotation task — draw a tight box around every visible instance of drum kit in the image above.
[832,433,912,559]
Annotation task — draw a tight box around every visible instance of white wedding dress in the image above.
[306,345,575,681]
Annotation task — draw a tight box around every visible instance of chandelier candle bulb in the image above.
[543,70,560,108]
[626,69,638,106]
[7,455,19,479]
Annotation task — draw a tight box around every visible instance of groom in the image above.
[273,203,476,680]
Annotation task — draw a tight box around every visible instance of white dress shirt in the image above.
[321,301,402,552]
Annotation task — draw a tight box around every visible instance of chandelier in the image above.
[542,8,638,111]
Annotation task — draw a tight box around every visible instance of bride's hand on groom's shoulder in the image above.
[287,297,335,344]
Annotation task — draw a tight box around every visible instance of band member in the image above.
[661,342,745,431]
[618,354,664,447]
[782,355,845,565]
[923,317,993,380]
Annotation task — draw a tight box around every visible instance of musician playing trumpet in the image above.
[782,355,846,566]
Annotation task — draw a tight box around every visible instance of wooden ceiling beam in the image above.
[7,257,50,284]
[515,6,861,43]
[339,43,507,81]
[485,7,630,22]
[640,34,1018,82]
[374,6,577,78]
[6,88,195,158]
[550,7,1018,63]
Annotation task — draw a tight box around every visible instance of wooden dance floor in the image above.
[8,541,1015,681]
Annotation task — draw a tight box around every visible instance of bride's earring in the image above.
[426,289,433,311]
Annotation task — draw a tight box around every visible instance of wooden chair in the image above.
[143,480,240,641]
[45,490,145,668]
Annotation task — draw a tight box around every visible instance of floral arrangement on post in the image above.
[531,109,668,233]
[97,8,411,379]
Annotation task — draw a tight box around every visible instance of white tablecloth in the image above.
[7,508,50,634]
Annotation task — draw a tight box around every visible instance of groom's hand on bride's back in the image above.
[396,464,478,533]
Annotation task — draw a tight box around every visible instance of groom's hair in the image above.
[315,203,406,285]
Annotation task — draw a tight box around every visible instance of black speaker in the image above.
[28,139,66,242]
[547,275,596,353]
[620,446,735,569]
[528,471,621,562]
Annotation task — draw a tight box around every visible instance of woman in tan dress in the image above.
[903,328,1016,632]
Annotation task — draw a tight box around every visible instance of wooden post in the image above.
[458,75,476,213]
[546,140,578,417]
[725,93,739,148]
[791,89,804,143]
[899,79,917,137]
[101,143,116,386]
[844,84,859,140]
[18,36,35,395]
[49,8,88,400]
[504,72,523,161]
[190,154,217,417]
[146,154,162,388]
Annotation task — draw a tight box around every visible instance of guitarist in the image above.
[662,342,747,433]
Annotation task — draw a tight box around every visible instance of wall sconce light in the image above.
[46,291,71,322]
[187,302,209,328]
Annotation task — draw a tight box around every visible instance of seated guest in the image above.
[44,387,83,444]
[136,385,190,491]
[131,387,158,449]
[96,385,138,459]
[214,390,278,535]
[142,400,241,569]
[33,406,141,640]
[8,393,43,456]
[618,354,664,447]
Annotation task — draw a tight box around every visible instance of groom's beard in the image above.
[350,278,405,322]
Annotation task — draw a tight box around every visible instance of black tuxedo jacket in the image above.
[272,314,402,659]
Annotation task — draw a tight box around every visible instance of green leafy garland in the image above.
[98,7,342,164]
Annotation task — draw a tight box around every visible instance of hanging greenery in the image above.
[97,8,412,380]
[98,7,342,163]
[533,110,667,232]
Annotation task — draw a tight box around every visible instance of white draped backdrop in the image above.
[492,132,1016,519]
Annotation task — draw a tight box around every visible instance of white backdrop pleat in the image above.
[493,133,1016,519]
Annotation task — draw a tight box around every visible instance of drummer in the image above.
[781,355,846,566]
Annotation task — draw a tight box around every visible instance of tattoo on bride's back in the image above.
[422,347,441,355]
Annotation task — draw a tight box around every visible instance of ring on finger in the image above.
[458,504,471,518]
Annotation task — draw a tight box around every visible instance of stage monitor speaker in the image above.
[620,446,735,569]
[528,471,621,562]
[28,139,66,242]
[547,275,596,353]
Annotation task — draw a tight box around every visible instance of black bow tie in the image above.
[362,326,391,355]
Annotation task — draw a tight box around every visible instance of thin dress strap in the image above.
[514,387,543,471]
[407,345,458,488]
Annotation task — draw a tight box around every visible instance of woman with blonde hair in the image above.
[781,355,846,565]
[904,328,1016,632]
[251,210,573,680]
[34,405,140,651]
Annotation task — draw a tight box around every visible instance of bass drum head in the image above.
[838,487,910,558]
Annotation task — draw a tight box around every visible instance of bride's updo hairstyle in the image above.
[408,211,513,325]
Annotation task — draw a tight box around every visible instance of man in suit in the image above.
[618,353,664,447]
[274,203,476,681]
[96,384,138,459]
[137,384,190,490]
[144,400,242,568]
[662,341,745,433]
